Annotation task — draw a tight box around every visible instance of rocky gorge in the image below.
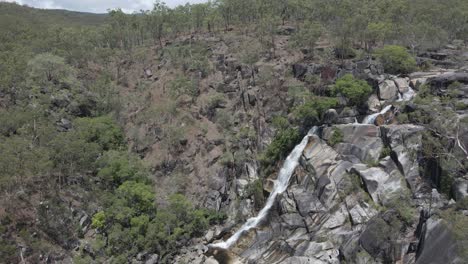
[169,41,468,264]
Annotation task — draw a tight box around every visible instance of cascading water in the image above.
[210,127,318,249]
[362,104,393,124]
[397,87,416,102]
[402,87,416,101]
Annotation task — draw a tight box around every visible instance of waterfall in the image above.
[397,87,416,102]
[402,87,416,101]
[362,105,393,124]
[210,127,318,249]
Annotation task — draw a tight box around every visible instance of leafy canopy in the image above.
[375,45,417,74]
[332,74,372,105]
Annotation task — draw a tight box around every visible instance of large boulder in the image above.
[292,64,308,79]
[452,178,468,201]
[323,109,338,124]
[428,72,468,89]
[293,241,340,263]
[323,124,383,163]
[359,211,403,263]
[381,125,425,192]
[415,219,463,264]
[350,164,403,205]
[379,80,398,100]
[394,78,410,94]
[367,94,381,113]
[345,196,378,225]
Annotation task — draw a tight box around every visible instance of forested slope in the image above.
[0,1,467,264]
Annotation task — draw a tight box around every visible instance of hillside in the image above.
[0,2,107,27]
[0,1,468,264]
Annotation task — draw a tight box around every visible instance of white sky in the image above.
[1,0,208,13]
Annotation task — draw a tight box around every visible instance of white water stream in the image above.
[362,104,393,124]
[210,127,318,249]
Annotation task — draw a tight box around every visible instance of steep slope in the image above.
[170,40,468,264]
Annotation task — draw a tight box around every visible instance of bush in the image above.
[329,127,344,146]
[290,21,323,54]
[96,150,149,187]
[117,181,155,214]
[380,147,392,159]
[293,96,339,128]
[91,211,106,229]
[332,74,372,105]
[259,128,301,167]
[169,75,198,99]
[375,45,417,74]
[245,179,265,209]
[75,115,124,151]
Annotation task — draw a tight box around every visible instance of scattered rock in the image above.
[323,109,338,124]
[379,80,398,100]
[367,94,381,113]
[453,179,468,201]
[394,78,410,93]
[145,254,159,264]
[144,69,153,78]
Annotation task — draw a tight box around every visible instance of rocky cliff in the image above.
[167,39,468,264]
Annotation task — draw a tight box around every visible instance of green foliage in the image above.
[244,179,265,209]
[290,21,323,54]
[169,75,198,99]
[380,147,392,159]
[332,74,372,105]
[215,109,232,130]
[293,97,339,127]
[97,150,149,188]
[375,45,417,74]
[164,42,212,76]
[259,127,301,168]
[117,181,155,214]
[75,116,124,151]
[0,238,17,263]
[49,132,101,175]
[386,196,415,224]
[272,115,290,130]
[329,127,344,146]
[92,211,106,229]
[440,209,468,260]
[456,197,468,210]
[27,53,78,88]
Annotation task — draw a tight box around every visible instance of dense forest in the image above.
[0,0,468,263]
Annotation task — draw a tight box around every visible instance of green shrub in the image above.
[375,45,417,74]
[259,128,301,167]
[164,42,211,76]
[455,102,468,111]
[440,210,468,260]
[91,211,106,229]
[116,181,155,214]
[245,179,265,209]
[293,96,339,127]
[75,115,124,151]
[380,147,392,159]
[332,74,372,105]
[386,196,415,224]
[456,197,468,210]
[329,127,344,146]
[272,115,290,130]
[290,21,323,53]
[397,113,409,124]
[96,150,149,187]
[169,75,198,99]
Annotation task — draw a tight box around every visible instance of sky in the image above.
[2,0,208,13]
